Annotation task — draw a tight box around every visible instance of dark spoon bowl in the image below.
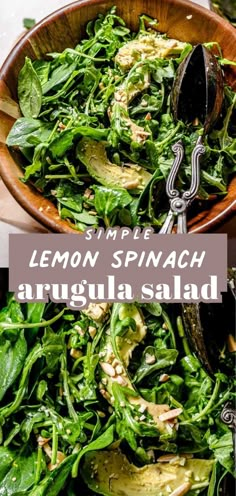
[171,44,224,132]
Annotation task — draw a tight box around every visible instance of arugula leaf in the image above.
[145,302,162,316]
[42,62,77,95]
[42,327,65,371]
[26,302,46,343]
[60,208,98,226]
[72,425,114,477]
[54,182,83,213]
[134,347,179,383]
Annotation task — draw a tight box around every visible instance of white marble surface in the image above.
[0,0,210,66]
[0,0,73,66]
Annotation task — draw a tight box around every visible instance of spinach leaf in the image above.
[23,143,48,181]
[0,330,27,401]
[0,448,37,495]
[33,60,50,86]
[149,58,175,83]
[207,431,234,475]
[94,186,132,226]
[0,447,14,481]
[27,454,77,496]
[6,118,52,148]
[50,127,108,158]
[18,57,42,118]
[0,296,24,326]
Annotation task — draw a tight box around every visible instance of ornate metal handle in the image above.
[160,136,204,234]
[166,141,184,199]
[183,136,205,203]
[221,402,236,429]
[221,402,236,466]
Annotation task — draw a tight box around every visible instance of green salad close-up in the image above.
[6,8,236,231]
[0,294,235,495]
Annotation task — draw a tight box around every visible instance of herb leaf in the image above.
[0,330,27,401]
[18,57,42,118]
[94,186,132,226]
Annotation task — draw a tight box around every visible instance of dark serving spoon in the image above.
[181,285,236,485]
[160,44,224,233]
[171,43,224,135]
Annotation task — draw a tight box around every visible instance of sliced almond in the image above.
[83,303,110,322]
[112,358,120,368]
[99,388,111,400]
[138,404,147,414]
[157,454,180,462]
[37,436,51,447]
[145,353,156,365]
[159,373,170,383]
[169,482,192,496]
[48,451,66,471]
[159,408,183,422]
[100,362,116,377]
[88,326,97,339]
[96,410,106,418]
[115,375,127,386]
[43,443,52,457]
[115,365,124,375]
[70,348,83,359]
[74,325,85,336]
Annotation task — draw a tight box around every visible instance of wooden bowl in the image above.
[0,0,235,233]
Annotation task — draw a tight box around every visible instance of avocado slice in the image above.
[98,304,174,435]
[115,33,186,72]
[82,449,214,496]
[76,138,151,190]
[110,65,151,143]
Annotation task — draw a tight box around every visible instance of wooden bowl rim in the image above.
[1,0,236,74]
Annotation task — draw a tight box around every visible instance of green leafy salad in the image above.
[6,8,236,231]
[0,296,234,495]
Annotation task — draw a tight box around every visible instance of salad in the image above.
[0,294,234,495]
[6,8,236,231]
